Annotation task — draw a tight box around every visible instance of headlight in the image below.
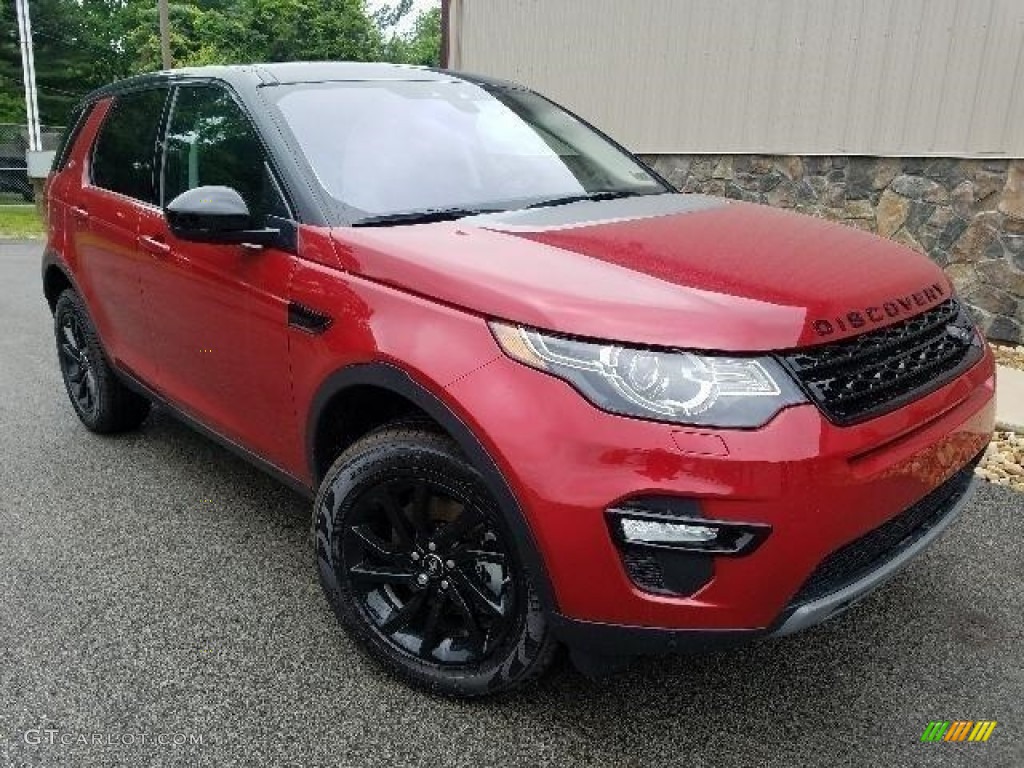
[490,322,806,428]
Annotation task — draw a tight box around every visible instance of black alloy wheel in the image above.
[315,425,558,696]
[57,310,97,418]
[342,476,518,666]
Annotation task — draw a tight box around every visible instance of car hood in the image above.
[330,193,952,351]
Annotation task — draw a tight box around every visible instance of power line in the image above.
[0,72,83,98]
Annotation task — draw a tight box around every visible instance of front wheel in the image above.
[314,425,558,697]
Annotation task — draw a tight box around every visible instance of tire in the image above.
[314,425,558,697]
[54,289,150,433]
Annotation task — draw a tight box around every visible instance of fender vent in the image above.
[288,302,333,334]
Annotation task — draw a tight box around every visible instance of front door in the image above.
[137,83,298,469]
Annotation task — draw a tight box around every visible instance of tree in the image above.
[0,0,442,126]
[398,6,441,67]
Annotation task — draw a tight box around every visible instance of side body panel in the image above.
[59,100,155,379]
[136,207,299,469]
[287,227,505,486]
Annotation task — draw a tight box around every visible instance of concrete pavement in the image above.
[996,364,1024,432]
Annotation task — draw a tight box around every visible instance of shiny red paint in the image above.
[135,208,298,468]
[445,350,994,628]
[45,102,996,637]
[59,99,160,381]
[323,203,953,352]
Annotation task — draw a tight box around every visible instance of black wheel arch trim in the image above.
[548,613,765,657]
[41,248,77,310]
[42,251,117,357]
[306,362,558,613]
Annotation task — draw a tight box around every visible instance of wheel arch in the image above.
[42,251,75,313]
[306,362,557,612]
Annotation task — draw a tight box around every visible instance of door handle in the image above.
[138,234,171,257]
[70,205,89,222]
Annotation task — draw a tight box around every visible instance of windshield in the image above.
[267,80,666,222]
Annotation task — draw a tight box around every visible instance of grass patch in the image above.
[0,205,43,238]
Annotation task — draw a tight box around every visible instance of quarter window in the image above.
[162,85,288,224]
[54,102,95,172]
[91,89,168,204]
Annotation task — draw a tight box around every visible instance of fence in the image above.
[0,123,64,203]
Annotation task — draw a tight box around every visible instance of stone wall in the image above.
[640,154,1024,344]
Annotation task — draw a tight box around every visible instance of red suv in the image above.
[43,63,995,696]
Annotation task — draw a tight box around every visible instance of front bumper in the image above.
[548,467,978,655]
[773,472,977,636]
[444,346,995,637]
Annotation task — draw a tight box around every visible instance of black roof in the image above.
[80,62,522,104]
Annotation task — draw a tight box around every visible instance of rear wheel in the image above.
[314,425,558,697]
[54,289,150,433]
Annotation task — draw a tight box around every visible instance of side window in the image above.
[91,89,168,203]
[53,102,95,172]
[162,85,288,224]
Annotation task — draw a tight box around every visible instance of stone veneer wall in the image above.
[640,154,1024,344]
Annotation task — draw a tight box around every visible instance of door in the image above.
[137,83,298,469]
[68,90,168,380]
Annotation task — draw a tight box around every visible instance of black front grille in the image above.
[780,299,982,425]
[788,456,980,607]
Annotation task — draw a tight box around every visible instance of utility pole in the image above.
[14,0,41,152]
[158,0,172,70]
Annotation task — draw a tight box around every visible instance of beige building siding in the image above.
[448,0,1024,158]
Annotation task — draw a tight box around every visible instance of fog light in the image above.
[609,506,770,555]
[620,518,717,545]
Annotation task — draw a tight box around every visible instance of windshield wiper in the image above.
[524,189,644,210]
[351,190,649,225]
[352,206,502,227]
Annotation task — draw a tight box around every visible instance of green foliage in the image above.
[382,6,441,67]
[0,0,443,126]
[0,205,43,238]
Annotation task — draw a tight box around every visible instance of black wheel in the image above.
[54,289,150,433]
[314,425,558,697]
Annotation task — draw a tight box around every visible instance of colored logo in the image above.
[921,721,997,742]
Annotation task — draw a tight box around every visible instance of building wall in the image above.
[642,154,1024,342]
[451,0,1024,342]
[450,0,1024,157]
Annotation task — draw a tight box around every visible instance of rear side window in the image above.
[53,102,95,172]
[91,89,168,204]
[162,85,288,223]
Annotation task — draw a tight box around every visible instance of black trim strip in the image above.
[548,613,764,656]
[116,368,313,500]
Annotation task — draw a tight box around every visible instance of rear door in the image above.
[136,82,298,468]
[69,88,169,380]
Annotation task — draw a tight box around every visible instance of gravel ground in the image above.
[979,343,1024,492]
[1,240,1022,767]
[978,431,1024,493]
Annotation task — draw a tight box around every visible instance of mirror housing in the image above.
[165,186,281,246]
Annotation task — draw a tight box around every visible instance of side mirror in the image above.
[165,186,280,246]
